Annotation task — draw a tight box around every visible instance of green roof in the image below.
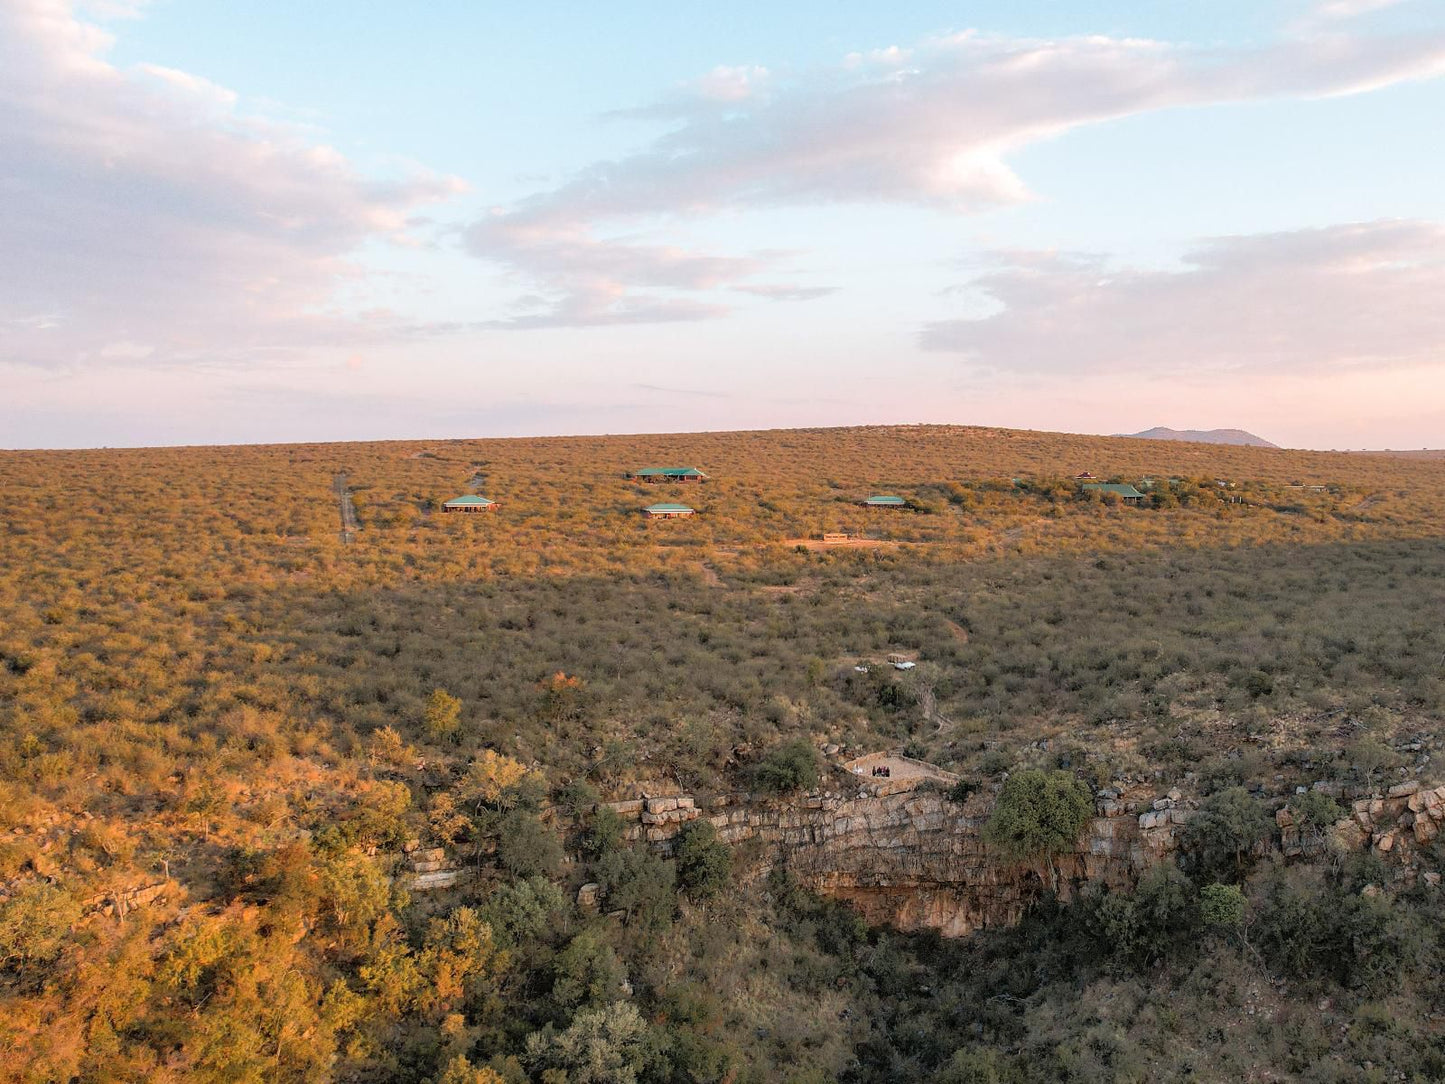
[863,495,907,506]
[1083,483,1145,499]
[443,494,496,507]
[644,503,695,513]
[632,467,708,478]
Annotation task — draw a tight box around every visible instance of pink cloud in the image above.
[467,23,1445,327]
[0,0,464,370]
[921,220,1445,377]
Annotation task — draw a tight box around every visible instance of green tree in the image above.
[1179,787,1272,884]
[1289,789,1347,847]
[495,809,563,879]
[674,820,731,900]
[1348,736,1399,790]
[524,1001,650,1084]
[581,805,625,861]
[1199,883,1246,931]
[552,929,627,1009]
[482,875,567,951]
[983,769,1093,889]
[595,848,676,936]
[752,740,820,795]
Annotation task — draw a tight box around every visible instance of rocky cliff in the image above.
[597,773,1444,937]
[601,776,1174,937]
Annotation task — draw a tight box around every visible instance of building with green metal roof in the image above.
[1082,482,1145,504]
[643,503,696,518]
[442,494,497,513]
[628,467,709,483]
[860,495,907,508]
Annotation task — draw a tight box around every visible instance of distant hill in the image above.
[1120,427,1279,448]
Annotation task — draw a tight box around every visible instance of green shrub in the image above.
[1200,883,1246,930]
[983,769,1093,865]
[947,779,978,803]
[1178,787,1272,884]
[752,740,820,795]
[674,820,731,900]
[496,809,563,879]
[1289,790,1346,832]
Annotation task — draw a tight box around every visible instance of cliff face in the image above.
[606,784,1178,937]
[765,790,1153,937]
[600,777,1445,938]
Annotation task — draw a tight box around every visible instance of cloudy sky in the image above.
[3,0,1444,449]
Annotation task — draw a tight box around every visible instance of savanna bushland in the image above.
[1,425,1443,1082]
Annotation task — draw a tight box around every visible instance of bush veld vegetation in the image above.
[1,424,1443,1081]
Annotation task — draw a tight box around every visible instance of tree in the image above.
[1178,787,1272,884]
[752,740,820,795]
[461,749,531,810]
[0,881,81,975]
[1348,736,1399,790]
[367,725,412,772]
[674,820,731,900]
[536,671,586,724]
[552,929,627,1009]
[581,805,624,861]
[482,876,567,951]
[433,1056,505,1084]
[595,848,676,936]
[425,689,463,743]
[524,1001,650,1084]
[496,809,562,879]
[1289,790,1346,846]
[982,769,1093,890]
[1199,883,1246,931]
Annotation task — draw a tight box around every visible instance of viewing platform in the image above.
[842,751,960,796]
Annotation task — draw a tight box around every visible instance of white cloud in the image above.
[0,0,464,370]
[467,22,1445,327]
[694,65,768,102]
[462,218,768,328]
[1313,0,1405,21]
[920,220,1445,377]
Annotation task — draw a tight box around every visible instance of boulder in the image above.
[1414,816,1438,845]
[412,869,468,891]
[1330,820,1368,852]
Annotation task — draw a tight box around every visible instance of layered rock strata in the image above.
[600,775,1443,937]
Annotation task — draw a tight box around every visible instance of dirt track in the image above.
[781,537,900,551]
[333,472,358,544]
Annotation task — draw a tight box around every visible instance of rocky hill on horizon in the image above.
[1122,425,1279,448]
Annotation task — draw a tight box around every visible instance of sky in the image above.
[3,0,1444,450]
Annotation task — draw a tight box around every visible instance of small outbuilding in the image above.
[861,495,907,509]
[628,467,709,483]
[1083,482,1145,505]
[643,502,696,519]
[442,494,497,513]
